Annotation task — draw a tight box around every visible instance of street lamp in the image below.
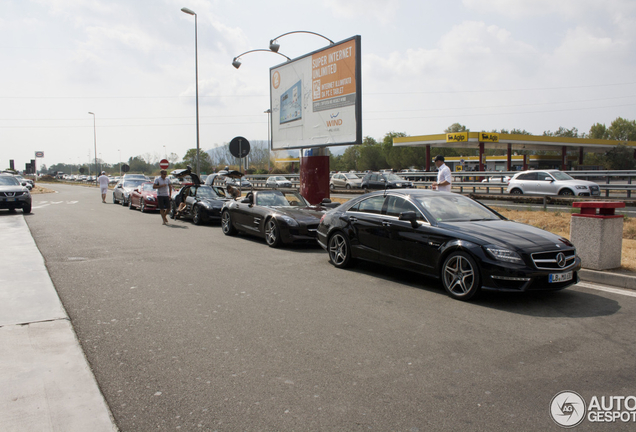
[269,31,334,53]
[231,49,291,69]
[181,6,200,177]
[88,112,97,179]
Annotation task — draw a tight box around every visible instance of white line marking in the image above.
[576,282,636,297]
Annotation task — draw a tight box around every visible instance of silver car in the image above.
[330,173,362,190]
[0,174,32,213]
[266,176,292,189]
[507,170,600,196]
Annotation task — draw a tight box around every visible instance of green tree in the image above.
[381,132,408,170]
[357,136,386,171]
[445,123,468,133]
[607,117,636,142]
[605,144,636,170]
[588,123,608,139]
[183,148,213,174]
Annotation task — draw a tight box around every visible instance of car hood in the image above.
[0,185,28,193]
[273,207,325,222]
[439,220,570,251]
[556,179,598,187]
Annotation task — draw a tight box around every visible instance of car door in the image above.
[184,186,198,216]
[535,172,558,195]
[345,195,387,261]
[332,174,343,188]
[379,195,437,273]
[518,172,539,194]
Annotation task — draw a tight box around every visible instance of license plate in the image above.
[6,198,15,202]
[549,271,573,283]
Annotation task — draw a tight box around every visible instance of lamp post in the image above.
[264,109,272,172]
[269,31,334,53]
[88,112,97,179]
[181,7,200,177]
[231,49,291,69]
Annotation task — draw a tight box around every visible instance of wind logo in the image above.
[326,119,342,127]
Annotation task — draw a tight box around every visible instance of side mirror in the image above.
[544,177,553,182]
[21,182,27,187]
[241,197,252,204]
[399,211,420,228]
[321,198,332,204]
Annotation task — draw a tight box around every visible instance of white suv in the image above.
[507,170,600,196]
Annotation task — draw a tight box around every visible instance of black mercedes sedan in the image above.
[317,190,581,301]
[169,184,229,225]
[221,190,330,247]
[360,172,414,191]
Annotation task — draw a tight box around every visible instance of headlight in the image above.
[279,215,298,226]
[485,246,523,264]
[575,186,588,190]
[396,183,402,187]
[147,196,156,201]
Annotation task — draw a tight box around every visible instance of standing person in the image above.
[97,171,109,203]
[153,169,173,225]
[431,155,452,192]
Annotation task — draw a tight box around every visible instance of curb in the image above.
[579,269,636,290]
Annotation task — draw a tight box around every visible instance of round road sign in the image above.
[229,137,250,159]
[159,159,169,169]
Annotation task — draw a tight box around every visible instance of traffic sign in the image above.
[159,159,169,169]
[121,164,130,173]
[229,137,250,159]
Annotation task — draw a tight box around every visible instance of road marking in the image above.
[576,282,636,298]
[32,201,78,209]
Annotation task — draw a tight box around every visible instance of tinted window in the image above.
[516,172,537,181]
[369,174,378,182]
[536,172,551,181]
[353,196,385,215]
[385,196,420,217]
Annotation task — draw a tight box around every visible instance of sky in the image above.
[1,0,636,171]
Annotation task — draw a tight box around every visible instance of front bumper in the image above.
[0,193,31,210]
[479,256,582,292]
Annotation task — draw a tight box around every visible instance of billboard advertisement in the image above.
[270,35,361,150]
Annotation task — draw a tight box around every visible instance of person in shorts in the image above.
[97,171,109,203]
[153,169,173,225]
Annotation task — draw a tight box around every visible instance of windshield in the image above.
[551,171,574,181]
[0,176,19,186]
[386,174,406,182]
[195,187,219,199]
[414,194,499,222]
[142,183,154,192]
[344,174,359,179]
[124,180,145,188]
[256,190,308,207]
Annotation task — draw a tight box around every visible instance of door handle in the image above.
[382,221,391,227]
[349,217,358,223]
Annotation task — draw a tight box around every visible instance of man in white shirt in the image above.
[153,169,173,225]
[432,155,452,192]
[97,171,109,203]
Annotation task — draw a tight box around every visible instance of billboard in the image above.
[270,35,361,150]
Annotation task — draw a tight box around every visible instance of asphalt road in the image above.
[22,184,636,431]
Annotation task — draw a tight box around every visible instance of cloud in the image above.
[323,0,400,26]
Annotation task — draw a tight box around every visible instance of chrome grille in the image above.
[531,250,576,270]
[0,192,22,197]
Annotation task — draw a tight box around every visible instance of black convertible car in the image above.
[221,189,334,247]
[317,190,581,301]
[169,184,229,225]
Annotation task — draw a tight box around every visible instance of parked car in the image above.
[0,174,32,213]
[330,173,362,190]
[128,182,158,212]
[225,177,252,189]
[317,189,581,301]
[169,184,229,225]
[113,178,146,205]
[360,172,414,191]
[14,175,34,190]
[481,176,511,184]
[265,176,292,189]
[507,170,600,196]
[221,189,332,247]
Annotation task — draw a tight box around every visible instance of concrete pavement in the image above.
[0,214,117,432]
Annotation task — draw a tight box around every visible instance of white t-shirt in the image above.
[154,176,171,196]
[98,175,109,188]
[437,164,452,192]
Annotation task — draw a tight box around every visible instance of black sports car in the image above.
[169,184,229,225]
[221,189,334,247]
[317,189,581,301]
[360,172,414,191]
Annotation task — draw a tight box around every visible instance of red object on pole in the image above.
[507,143,512,171]
[300,154,330,205]
[572,201,625,219]
[426,145,431,171]
[523,155,528,171]
[159,159,169,169]
[561,146,567,171]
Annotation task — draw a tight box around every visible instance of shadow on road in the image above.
[338,260,621,318]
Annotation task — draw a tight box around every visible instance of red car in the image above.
[128,182,158,212]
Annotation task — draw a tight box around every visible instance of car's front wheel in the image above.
[128,198,134,210]
[23,204,32,214]
[265,218,282,248]
[441,251,481,301]
[328,232,352,268]
[221,210,237,235]
[113,193,118,204]
[140,200,146,213]
[346,184,351,190]
[193,206,202,225]
[329,183,335,190]
[559,189,574,196]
